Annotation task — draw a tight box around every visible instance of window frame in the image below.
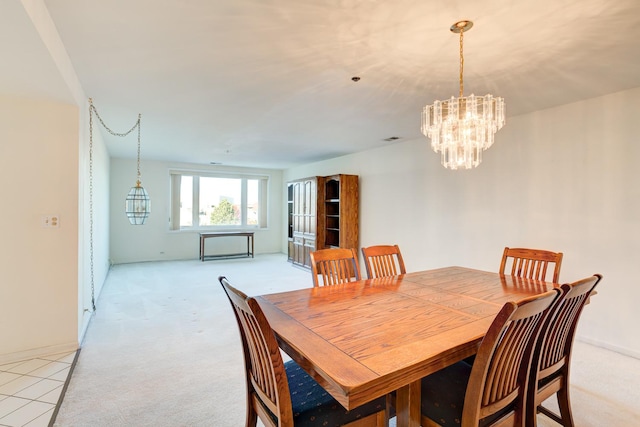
[169,169,269,231]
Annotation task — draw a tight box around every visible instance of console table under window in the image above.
[199,231,255,261]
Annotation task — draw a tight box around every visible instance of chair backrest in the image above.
[462,288,561,426]
[361,245,406,279]
[309,248,361,287]
[499,247,564,283]
[532,274,601,397]
[219,276,292,427]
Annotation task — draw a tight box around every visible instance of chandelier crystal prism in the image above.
[421,20,505,170]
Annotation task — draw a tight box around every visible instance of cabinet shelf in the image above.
[325,179,340,200]
[321,175,358,250]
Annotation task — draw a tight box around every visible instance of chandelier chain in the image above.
[459,28,464,98]
[89,102,140,138]
[137,115,142,182]
[88,99,143,183]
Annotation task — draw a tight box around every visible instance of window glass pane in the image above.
[180,176,193,227]
[247,179,259,225]
[171,171,267,230]
[200,177,241,226]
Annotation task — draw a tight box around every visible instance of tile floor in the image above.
[0,351,76,427]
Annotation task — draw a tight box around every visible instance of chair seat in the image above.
[285,360,387,427]
[421,361,470,425]
[421,362,523,427]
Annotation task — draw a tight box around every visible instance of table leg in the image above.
[395,380,421,427]
[200,236,204,262]
[251,234,254,258]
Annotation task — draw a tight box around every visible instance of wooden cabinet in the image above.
[287,174,358,269]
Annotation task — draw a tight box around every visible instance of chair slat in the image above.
[362,245,406,279]
[310,248,361,287]
[500,247,563,283]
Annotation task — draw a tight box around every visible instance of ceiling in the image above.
[5,0,640,169]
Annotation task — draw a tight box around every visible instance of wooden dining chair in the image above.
[527,274,602,427]
[420,288,561,427]
[309,248,362,287]
[500,247,564,283]
[219,276,388,427]
[361,245,406,279]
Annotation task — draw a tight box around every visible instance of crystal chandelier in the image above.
[89,98,150,225]
[422,21,505,170]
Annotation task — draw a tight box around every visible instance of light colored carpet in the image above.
[54,254,640,426]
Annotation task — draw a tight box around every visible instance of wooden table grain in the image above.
[256,266,554,427]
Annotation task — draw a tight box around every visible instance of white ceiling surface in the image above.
[0,1,75,105]
[6,0,640,169]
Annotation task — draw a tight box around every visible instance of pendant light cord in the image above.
[88,100,96,312]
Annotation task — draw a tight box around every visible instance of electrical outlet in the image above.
[42,215,60,228]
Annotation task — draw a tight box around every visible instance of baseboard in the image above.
[79,309,94,345]
[77,261,107,345]
[0,342,79,365]
[576,336,640,360]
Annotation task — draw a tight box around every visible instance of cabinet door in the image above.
[293,235,305,266]
[303,179,315,234]
[303,237,316,268]
[287,240,294,262]
[308,179,317,235]
[293,181,302,232]
[288,177,319,268]
[303,180,313,215]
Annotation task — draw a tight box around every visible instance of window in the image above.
[170,171,268,230]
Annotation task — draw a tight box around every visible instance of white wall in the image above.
[109,159,283,263]
[284,87,640,358]
[0,96,79,360]
[0,0,111,363]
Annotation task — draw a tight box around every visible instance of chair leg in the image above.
[245,400,258,427]
[246,410,258,427]
[538,405,563,425]
[537,384,575,427]
[556,387,575,427]
[345,411,387,427]
[384,393,394,427]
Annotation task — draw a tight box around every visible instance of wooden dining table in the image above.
[255,266,556,427]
